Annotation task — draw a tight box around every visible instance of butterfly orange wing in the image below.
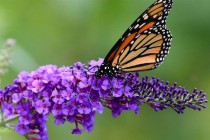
[104,0,173,72]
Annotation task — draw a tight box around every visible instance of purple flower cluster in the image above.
[0,58,207,140]
[135,76,207,113]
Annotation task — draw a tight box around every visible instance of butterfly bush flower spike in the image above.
[0,58,207,140]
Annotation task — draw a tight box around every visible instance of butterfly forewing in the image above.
[95,0,173,78]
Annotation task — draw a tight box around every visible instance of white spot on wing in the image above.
[134,24,139,29]
[139,23,146,28]
[143,14,148,20]
[131,41,134,44]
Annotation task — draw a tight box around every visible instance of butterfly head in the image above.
[94,63,120,78]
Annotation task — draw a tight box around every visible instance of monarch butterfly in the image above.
[94,0,173,78]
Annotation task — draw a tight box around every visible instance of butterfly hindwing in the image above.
[118,27,172,72]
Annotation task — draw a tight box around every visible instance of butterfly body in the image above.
[94,63,121,78]
[95,0,173,78]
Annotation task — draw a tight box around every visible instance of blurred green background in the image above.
[0,0,210,139]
